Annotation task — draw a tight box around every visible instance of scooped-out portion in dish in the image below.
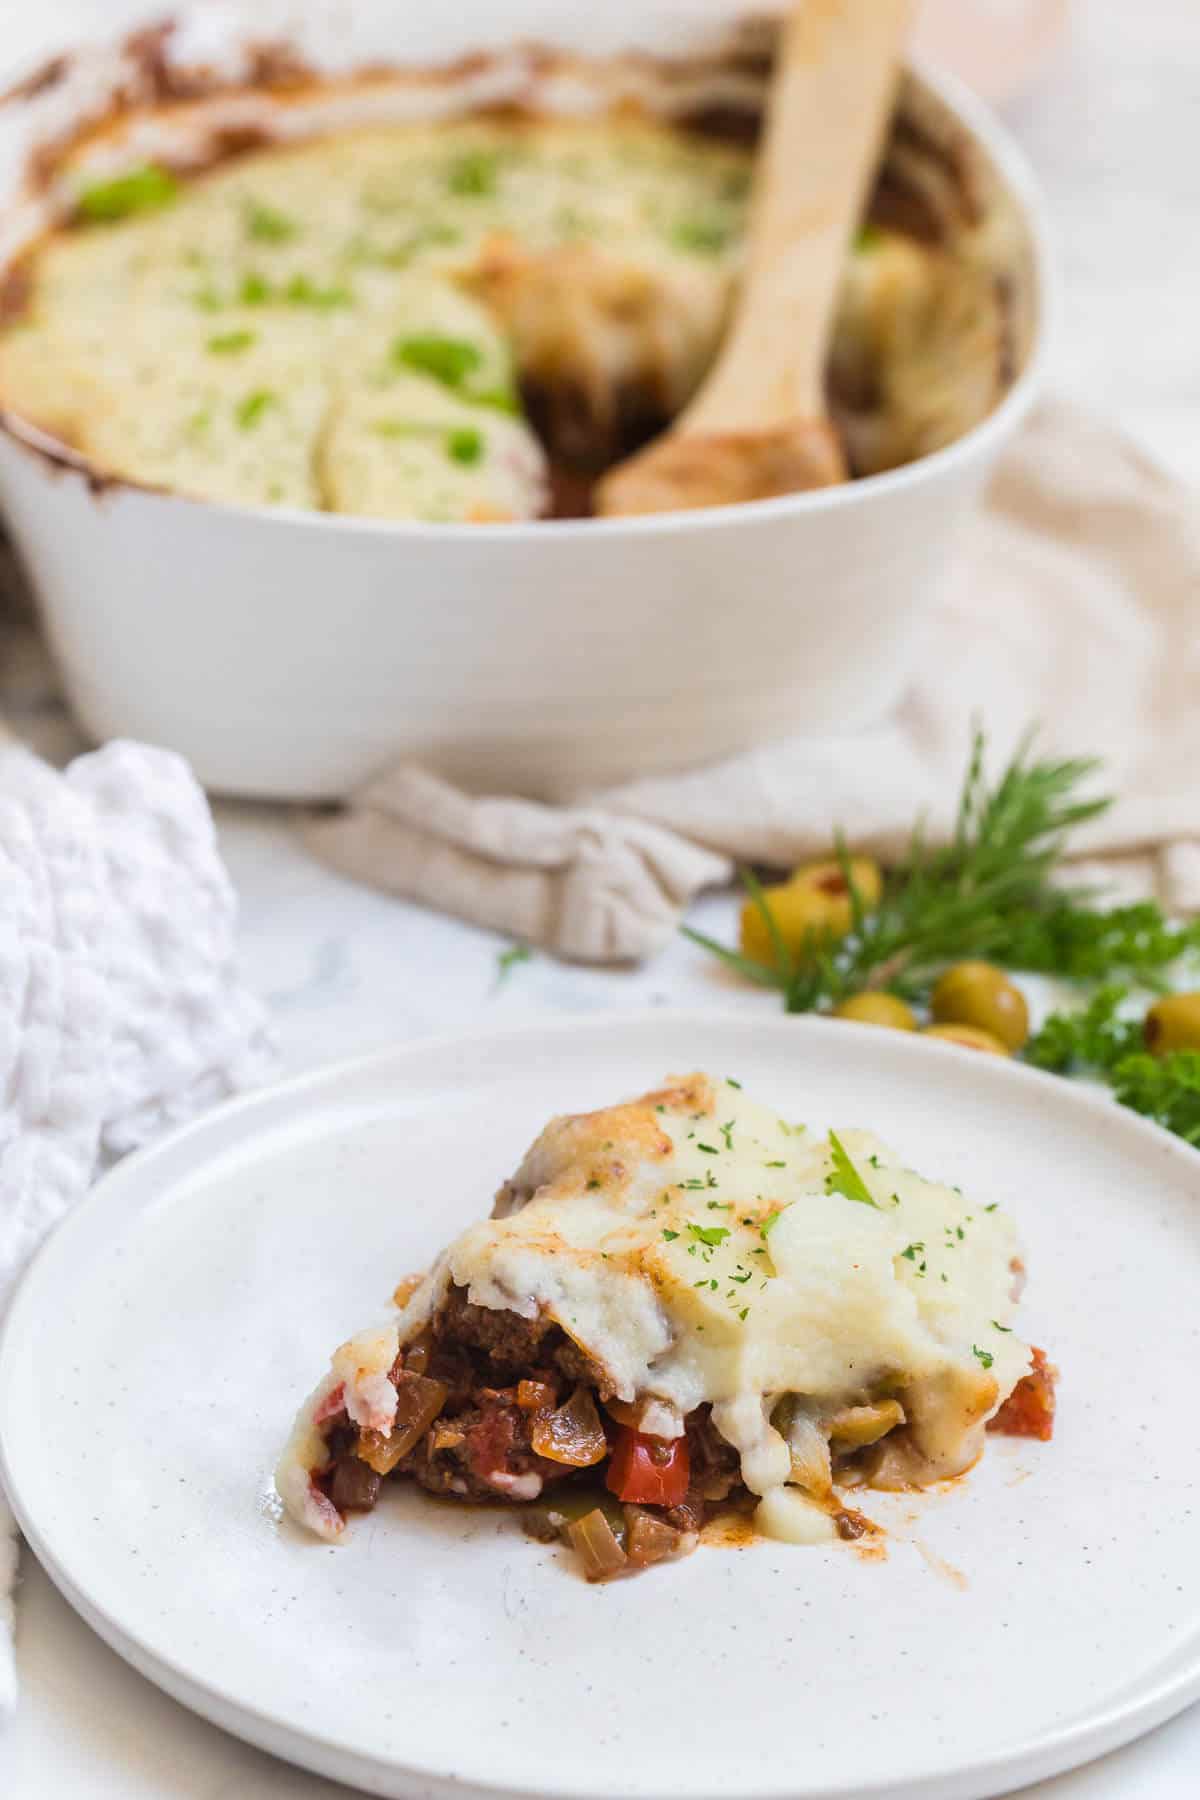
[0,38,1029,521]
[277,1073,1056,1580]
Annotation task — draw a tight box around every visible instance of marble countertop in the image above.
[7,0,1200,1794]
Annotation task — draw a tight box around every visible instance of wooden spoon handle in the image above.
[686,0,910,435]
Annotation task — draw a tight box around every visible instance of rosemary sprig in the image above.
[684,729,1200,1011]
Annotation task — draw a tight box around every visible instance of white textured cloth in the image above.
[0,734,273,1718]
[306,401,1200,957]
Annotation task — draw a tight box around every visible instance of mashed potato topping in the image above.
[278,1074,1037,1560]
[0,117,748,518]
[0,90,1017,518]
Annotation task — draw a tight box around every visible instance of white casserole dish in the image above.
[0,2,1050,803]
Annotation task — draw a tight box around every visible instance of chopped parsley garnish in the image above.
[730,1269,752,1285]
[719,1120,735,1150]
[825,1131,889,1209]
[671,215,732,255]
[696,1142,720,1155]
[661,1228,680,1242]
[373,420,432,440]
[687,1224,730,1247]
[494,941,531,983]
[372,420,487,467]
[446,150,499,196]
[900,1242,925,1262]
[678,1174,718,1191]
[238,271,271,305]
[446,426,484,466]
[207,329,256,354]
[759,1208,784,1241]
[764,1159,786,1168]
[77,164,177,223]
[984,1203,999,1212]
[586,1178,602,1191]
[471,385,520,416]
[284,273,352,310]
[972,1345,995,1369]
[235,389,276,430]
[245,200,297,243]
[392,333,484,391]
[706,1200,733,1211]
[726,1077,742,1089]
[992,1319,1013,1332]
[738,1306,750,1322]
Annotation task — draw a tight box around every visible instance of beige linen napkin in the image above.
[313,396,1200,960]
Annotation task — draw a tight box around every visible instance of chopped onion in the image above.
[566,1507,629,1581]
[827,1400,905,1452]
[517,1379,557,1411]
[602,1397,642,1429]
[403,1330,433,1376]
[603,1395,683,1438]
[523,1488,626,1546]
[357,1373,447,1474]
[624,1506,692,1570]
[777,1399,832,1498]
[531,1386,608,1467]
[430,1423,465,1453]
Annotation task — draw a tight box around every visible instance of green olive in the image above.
[788,857,883,934]
[831,993,917,1031]
[929,961,1029,1052]
[1144,991,1200,1055]
[921,1023,1009,1056]
[739,884,839,971]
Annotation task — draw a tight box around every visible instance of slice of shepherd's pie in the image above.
[277,1074,1055,1579]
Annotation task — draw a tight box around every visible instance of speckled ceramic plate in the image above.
[2,1012,1200,1800]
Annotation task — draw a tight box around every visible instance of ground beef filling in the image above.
[312,1286,742,1533]
[312,1292,1057,1546]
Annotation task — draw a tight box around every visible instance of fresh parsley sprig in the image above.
[1028,986,1200,1144]
[825,1131,889,1210]
[1024,985,1141,1073]
[1109,1052,1200,1144]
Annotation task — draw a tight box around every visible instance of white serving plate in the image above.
[2,1012,1198,1800]
[0,1,1050,803]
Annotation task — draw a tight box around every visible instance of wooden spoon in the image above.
[596,0,911,517]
